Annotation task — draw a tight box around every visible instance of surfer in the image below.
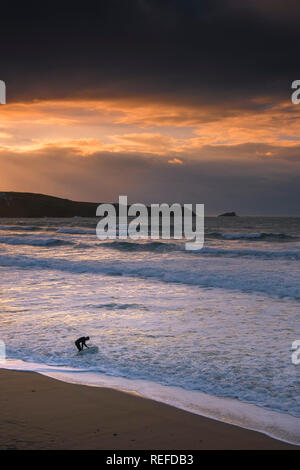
[75,336,90,352]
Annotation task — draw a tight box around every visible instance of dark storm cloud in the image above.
[1,0,299,104]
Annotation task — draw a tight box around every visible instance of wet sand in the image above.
[0,369,297,450]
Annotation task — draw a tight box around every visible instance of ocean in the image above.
[0,216,299,444]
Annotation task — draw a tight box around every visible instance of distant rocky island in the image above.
[218,212,237,217]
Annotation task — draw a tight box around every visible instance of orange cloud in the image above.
[168,158,183,165]
[0,96,299,160]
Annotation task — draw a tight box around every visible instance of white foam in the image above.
[2,359,300,446]
[1,251,300,299]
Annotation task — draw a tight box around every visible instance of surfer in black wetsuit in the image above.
[75,336,90,352]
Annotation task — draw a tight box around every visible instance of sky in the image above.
[0,0,300,215]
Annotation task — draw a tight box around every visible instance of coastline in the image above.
[3,358,300,446]
[0,369,298,450]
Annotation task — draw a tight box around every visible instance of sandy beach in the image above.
[0,369,297,450]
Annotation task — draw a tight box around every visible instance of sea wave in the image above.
[99,240,300,259]
[101,240,179,252]
[0,224,40,232]
[0,236,75,247]
[207,232,297,241]
[56,227,96,235]
[0,252,299,299]
[1,234,299,259]
[88,302,148,310]
[201,247,300,259]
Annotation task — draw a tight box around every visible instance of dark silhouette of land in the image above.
[0,192,100,217]
[0,192,196,218]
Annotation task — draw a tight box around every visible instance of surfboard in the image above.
[77,345,99,355]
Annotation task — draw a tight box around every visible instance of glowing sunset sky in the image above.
[1,1,300,214]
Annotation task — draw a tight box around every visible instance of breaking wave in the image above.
[207,232,297,241]
[0,225,40,232]
[98,240,300,259]
[56,228,96,235]
[0,252,299,299]
[0,236,75,247]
